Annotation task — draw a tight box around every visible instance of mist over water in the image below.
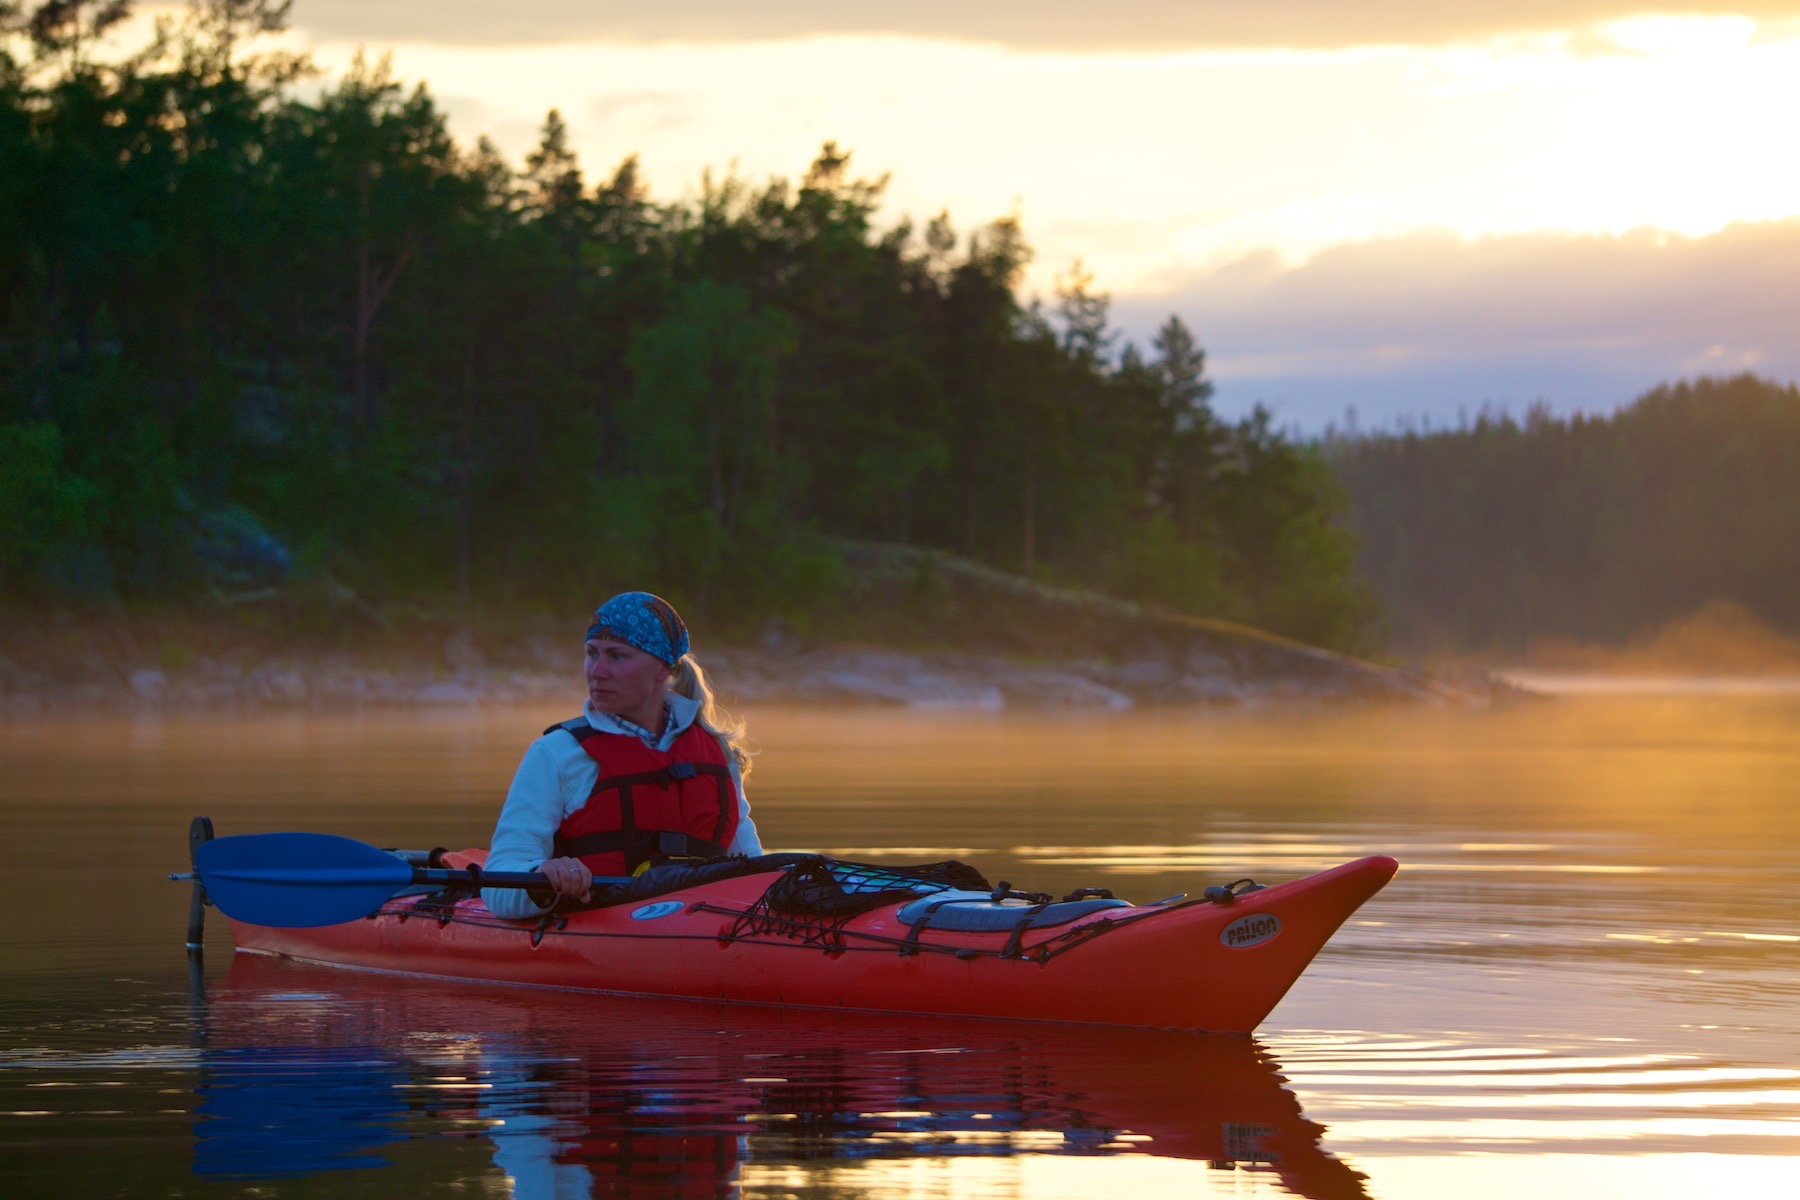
[3,699,1797,1197]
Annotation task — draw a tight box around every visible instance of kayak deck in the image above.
[231,854,1397,1034]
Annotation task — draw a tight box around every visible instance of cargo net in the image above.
[728,857,990,950]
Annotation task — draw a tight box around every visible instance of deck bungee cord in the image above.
[363,851,1267,964]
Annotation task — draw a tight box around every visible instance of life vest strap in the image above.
[592,762,731,791]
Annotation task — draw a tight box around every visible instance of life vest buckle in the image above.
[667,762,698,781]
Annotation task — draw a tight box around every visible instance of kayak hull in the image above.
[230,855,1397,1034]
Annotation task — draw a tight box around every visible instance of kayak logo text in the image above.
[630,901,685,920]
[1220,913,1282,948]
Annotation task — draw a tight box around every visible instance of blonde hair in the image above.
[670,654,752,779]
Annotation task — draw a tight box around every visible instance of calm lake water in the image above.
[3,697,1798,1198]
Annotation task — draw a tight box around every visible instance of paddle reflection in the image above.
[198,955,1367,1198]
[194,1045,409,1178]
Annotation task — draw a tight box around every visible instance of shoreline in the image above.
[0,552,1529,714]
[0,627,1522,715]
[1492,668,1800,696]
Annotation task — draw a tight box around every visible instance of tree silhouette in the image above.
[0,1,1377,650]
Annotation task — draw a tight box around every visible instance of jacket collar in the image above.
[584,690,700,752]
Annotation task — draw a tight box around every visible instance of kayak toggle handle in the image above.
[989,880,1053,906]
[1203,878,1266,904]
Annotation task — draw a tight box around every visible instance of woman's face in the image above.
[585,638,671,725]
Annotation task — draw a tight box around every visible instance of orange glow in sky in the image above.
[278,14,1800,294]
[205,4,1800,419]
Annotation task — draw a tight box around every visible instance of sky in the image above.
[265,2,1800,428]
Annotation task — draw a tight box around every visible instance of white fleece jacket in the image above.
[480,693,762,919]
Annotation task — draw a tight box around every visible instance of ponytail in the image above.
[669,654,752,779]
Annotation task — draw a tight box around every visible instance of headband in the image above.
[585,592,689,665]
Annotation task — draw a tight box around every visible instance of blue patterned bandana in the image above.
[585,592,689,665]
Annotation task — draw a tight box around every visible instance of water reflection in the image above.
[196,1046,409,1177]
[197,955,1367,1198]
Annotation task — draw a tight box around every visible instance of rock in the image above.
[129,668,168,700]
[527,636,566,669]
[193,505,293,591]
[1109,659,1177,692]
[415,680,481,704]
[254,669,308,703]
[797,651,1005,709]
[993,667,1132,710]
[1182,647,1238,679]
[757,617,803,653]
[444,630,486,672]
[908,684,1006,711]
[1173,673,1251,702]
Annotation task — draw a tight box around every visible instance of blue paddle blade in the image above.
[196,833,416,928]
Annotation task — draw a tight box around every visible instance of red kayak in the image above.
[230,851,1397,1034]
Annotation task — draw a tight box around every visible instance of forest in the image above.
[1328,374,1800,654]
[0,1,1377,654]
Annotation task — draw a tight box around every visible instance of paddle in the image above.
[187,832,629,929]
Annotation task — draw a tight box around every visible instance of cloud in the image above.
[288,1,1800,52]
[589,90,694,133]
[1113,220,1800,429]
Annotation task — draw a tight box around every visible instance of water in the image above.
[3,698,1798,1197]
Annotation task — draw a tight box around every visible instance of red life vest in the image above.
[549,716,741,876]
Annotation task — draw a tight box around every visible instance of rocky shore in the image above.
[0,646,1504,715]
[0,544,1527,714]
[0,627,1517,716]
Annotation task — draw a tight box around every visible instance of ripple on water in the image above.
[1270,1031,1800,1160]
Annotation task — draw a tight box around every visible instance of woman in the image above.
[482,592,761,919]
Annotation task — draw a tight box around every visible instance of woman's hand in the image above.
[537,856,593,901]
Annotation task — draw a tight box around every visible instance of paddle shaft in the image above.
[383,851,634,891]
[409,866,635,890]
[169,866,634,891]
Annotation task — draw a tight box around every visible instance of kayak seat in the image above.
[895,890,1132,932]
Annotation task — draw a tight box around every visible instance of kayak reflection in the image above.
[199,955,1368,1198]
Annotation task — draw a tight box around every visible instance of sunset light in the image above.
[259,10,1800,419]
[5,5,1800,1200]
[296,18,1800,280]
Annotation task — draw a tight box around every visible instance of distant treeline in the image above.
[1328,374,1800,653]
[0,2,1376,651]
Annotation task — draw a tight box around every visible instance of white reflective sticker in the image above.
[1220,913,1282,948]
